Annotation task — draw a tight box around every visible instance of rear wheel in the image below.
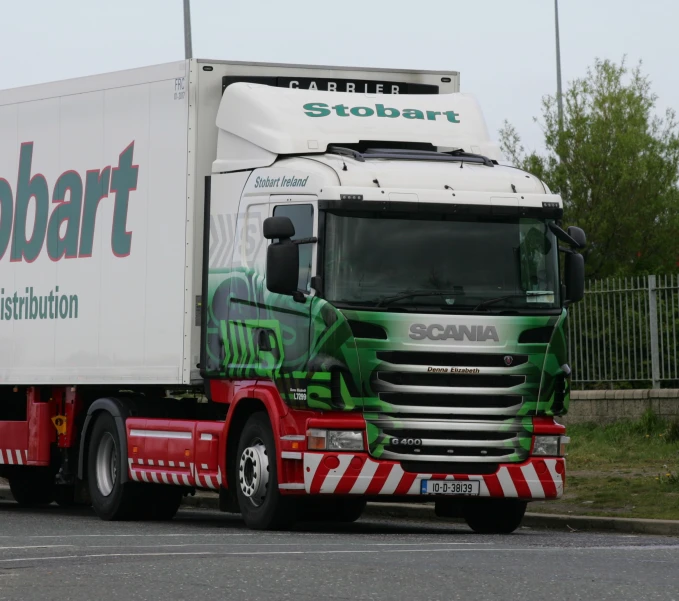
[9,470,55,507]
[87,412,141,520]
[464,499,527,534]
[235,412,295,530]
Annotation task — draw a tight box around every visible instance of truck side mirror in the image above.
[263,216,295,240]
[567,226,586,249]
[564,252,585,304]
[263,217,299,296]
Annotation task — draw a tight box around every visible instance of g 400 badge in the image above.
[391,437,423,447]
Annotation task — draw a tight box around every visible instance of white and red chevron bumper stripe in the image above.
[128,458,223,490]
[195,467,222,491]
[128,458,194,486]
[303,453,565,499]
[0,449,28,465]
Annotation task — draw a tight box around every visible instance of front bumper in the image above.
[301,453,565,500]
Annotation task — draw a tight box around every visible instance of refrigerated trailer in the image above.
[0,59,585,532]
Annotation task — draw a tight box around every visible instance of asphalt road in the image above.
[1,499,678,601]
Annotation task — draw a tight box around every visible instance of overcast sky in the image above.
[1,0,676,153]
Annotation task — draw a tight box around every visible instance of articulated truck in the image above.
[0,59,586,533]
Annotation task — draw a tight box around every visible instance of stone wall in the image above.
[563,390,679,424]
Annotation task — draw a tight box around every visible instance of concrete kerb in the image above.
[178,495,679,537]
[1,483,677,536]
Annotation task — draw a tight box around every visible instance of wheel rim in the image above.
[95,432,117,497]
[238,439,269,507]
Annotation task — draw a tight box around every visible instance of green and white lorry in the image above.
[0,59,585,532]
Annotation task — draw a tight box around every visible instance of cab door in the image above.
[204,182,269,378]
[259,196,318,402]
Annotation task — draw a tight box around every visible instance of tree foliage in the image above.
[500,58,679,278]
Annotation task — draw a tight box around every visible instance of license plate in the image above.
[421,480,480,496]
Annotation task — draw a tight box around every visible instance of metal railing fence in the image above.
[568,275,679,388]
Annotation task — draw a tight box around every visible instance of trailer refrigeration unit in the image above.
[0,59,586,532]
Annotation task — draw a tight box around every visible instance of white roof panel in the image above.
[214,84,501,171]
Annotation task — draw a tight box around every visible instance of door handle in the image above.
[258,329,273,352]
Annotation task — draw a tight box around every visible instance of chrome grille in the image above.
[368,351,531,464]
[377,351,528,368]
[376,372,525,389]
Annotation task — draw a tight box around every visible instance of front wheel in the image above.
[464,499,527,534]
[235,412,295,530]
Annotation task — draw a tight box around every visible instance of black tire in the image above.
[87,412,141,521]
[235,412,295,530]
[298,498,366,523]
[464,499,527,534]
[9,470,55,507]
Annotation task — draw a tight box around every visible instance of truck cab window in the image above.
[272,204,314,292]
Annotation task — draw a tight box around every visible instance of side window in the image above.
[273,204,314,292]
[519,219,555,293]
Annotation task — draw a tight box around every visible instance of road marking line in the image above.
[0,545,74,550]
[0,549,518,563]
[80,542,492,549]
[2,546,679,563]
[0,533,292,540]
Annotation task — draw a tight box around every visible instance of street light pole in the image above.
[183,0,193,60]
[555,0,564,128]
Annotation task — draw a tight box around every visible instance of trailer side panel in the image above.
[0,62,191,385]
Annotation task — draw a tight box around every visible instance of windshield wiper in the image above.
[473,294,527,311]
[376,290,464,308]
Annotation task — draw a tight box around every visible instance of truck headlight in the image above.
[307,429,365,451]
[532,435,570,457]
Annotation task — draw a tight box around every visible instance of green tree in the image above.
[500,58,679,278]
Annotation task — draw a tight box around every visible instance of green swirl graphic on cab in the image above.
[204,267,569,462]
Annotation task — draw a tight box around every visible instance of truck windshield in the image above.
[323,211,560,312]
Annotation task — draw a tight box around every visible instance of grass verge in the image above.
[531,410,679,520]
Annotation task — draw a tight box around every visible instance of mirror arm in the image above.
[293,237,318,246]
[558,246,576,255]
[561,284,569,307]
[549,222,583,249]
